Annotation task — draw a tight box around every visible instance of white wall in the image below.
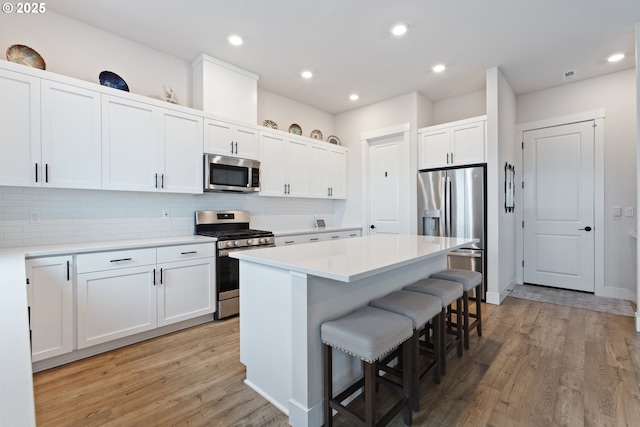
[334,92,426,228]
[433,90,487,125]
[0,11,193,106]
[257,89,335,139]
[517,69,637,298]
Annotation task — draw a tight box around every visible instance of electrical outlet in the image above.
[162,209,170,219]
[29,210,41,224]
[625,207,634,217]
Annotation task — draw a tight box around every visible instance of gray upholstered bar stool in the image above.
[430,269,483,350]
[321,306,414,426]
[403,278,463,377]
[370,290,442,412]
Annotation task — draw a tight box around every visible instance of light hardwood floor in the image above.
[34,297,640,426]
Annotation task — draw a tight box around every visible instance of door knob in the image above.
[370,225,376,229]
[579,226,592,231]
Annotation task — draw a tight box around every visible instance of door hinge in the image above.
[593,123,597,128]
[522,220,524,228]
[521,141,524,149]
[26,278,29,285]
[522,260,525,267]
[521,181,524,189]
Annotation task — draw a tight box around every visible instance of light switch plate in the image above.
[625,207,634,217]
[613,206,622,217]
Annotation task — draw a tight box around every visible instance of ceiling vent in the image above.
[563,69,577,82]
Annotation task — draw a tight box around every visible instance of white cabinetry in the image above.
[259,132,309,197]
[204,118,259,159]
[0,70,101,189]
[102,95,203,193]
[156,244,215,327]
[76,243,215,349]
[41,80,102,189]
[275,229,361,246]
[418,116,486,170]
[0,68,40,187]
[26,256,74,362]
[77,248,157,349]
[260,130,347,199]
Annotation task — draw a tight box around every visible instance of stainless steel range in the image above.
[195,210,274,319]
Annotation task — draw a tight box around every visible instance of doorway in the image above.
[362,124,412,235]
[517,111,604,295]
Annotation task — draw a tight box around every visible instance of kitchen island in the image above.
[231,234,476,427]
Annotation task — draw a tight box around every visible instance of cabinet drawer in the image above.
[156,243,215,264]
[77,248,156,273]
[275,236,300,246]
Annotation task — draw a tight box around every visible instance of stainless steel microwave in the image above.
[204,154,260,193]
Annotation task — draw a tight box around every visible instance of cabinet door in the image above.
[285,138,309,197]
[160,109,203,194]
[102,95,159,191]
[308,144,330,198]
[450,121,485,166]
[26,256,73,362]
[259,132,287,196]
[41,80,102,189]
[234,125,259,159]
[157,258,215,327]
[328,147,347,199]
[418,129,450,170]
[77,265,157,349]
[0,68,40,187]
[204,119,235,156]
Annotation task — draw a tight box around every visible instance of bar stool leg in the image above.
[364,361,375,427]
[402,340,412,425]
[323,344,333,427]
[476,284,483,336]
[410,331,419,412]
[463,292,471,350]
[456,297,463,357]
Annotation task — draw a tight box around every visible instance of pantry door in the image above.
[523,121,595,292]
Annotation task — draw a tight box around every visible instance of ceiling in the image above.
[47,0,640,115]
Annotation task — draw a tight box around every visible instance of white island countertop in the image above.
[231,234,476,282]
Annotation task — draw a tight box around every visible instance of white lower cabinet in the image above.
[76,243,215,350]
[274,229,361,246]
[156,245,215,327]
[26,256,74,362]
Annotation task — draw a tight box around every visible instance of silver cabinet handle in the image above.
[181,251,198,255]
[110,258,132,263]
[451,152,454,163]
[230,141,234,154]
[579,226,592,231]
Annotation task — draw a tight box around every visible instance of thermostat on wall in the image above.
[315,219,326,228]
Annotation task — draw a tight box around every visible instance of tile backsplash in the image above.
[0,187,351,248]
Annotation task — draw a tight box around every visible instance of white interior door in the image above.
[368,136,401,234]
[523,121,595,292]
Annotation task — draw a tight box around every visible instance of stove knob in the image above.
[234,240,241,247]
[259,238,267,244]
[247,239,255,245]
[226,241,234,248]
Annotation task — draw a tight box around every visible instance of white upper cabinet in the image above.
[102,95,159,191]
[260,129,347,199]
[418,116,486,170]
[204,118,259,159]
[102,95,203,194]
[160,109,204,194]
[0,68,40,187]
[41,80,102,189]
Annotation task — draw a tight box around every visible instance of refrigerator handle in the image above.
[447,176,452,236]
[441,178,447,236]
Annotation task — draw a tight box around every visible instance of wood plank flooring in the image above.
[33,297,640,426]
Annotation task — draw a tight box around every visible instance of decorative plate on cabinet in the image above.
[263,119,278,129]
[6,44,46,69]
[327,135,341,145]
[310,129,323,140]
[288,123,302,135]
[99,71,129,92]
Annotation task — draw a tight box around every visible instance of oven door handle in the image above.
[219,245,275,257]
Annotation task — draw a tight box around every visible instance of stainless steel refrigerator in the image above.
[418,165,486,296]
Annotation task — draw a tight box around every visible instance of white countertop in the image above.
[231,234,476,282]
[0,235,215,426]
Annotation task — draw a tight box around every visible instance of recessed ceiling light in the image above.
[390,23,408,37]
[301,70,313,79]
[228,35,243,46]
[608,53,624,62]
[432,64,446,73]
[349,94,359,101]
